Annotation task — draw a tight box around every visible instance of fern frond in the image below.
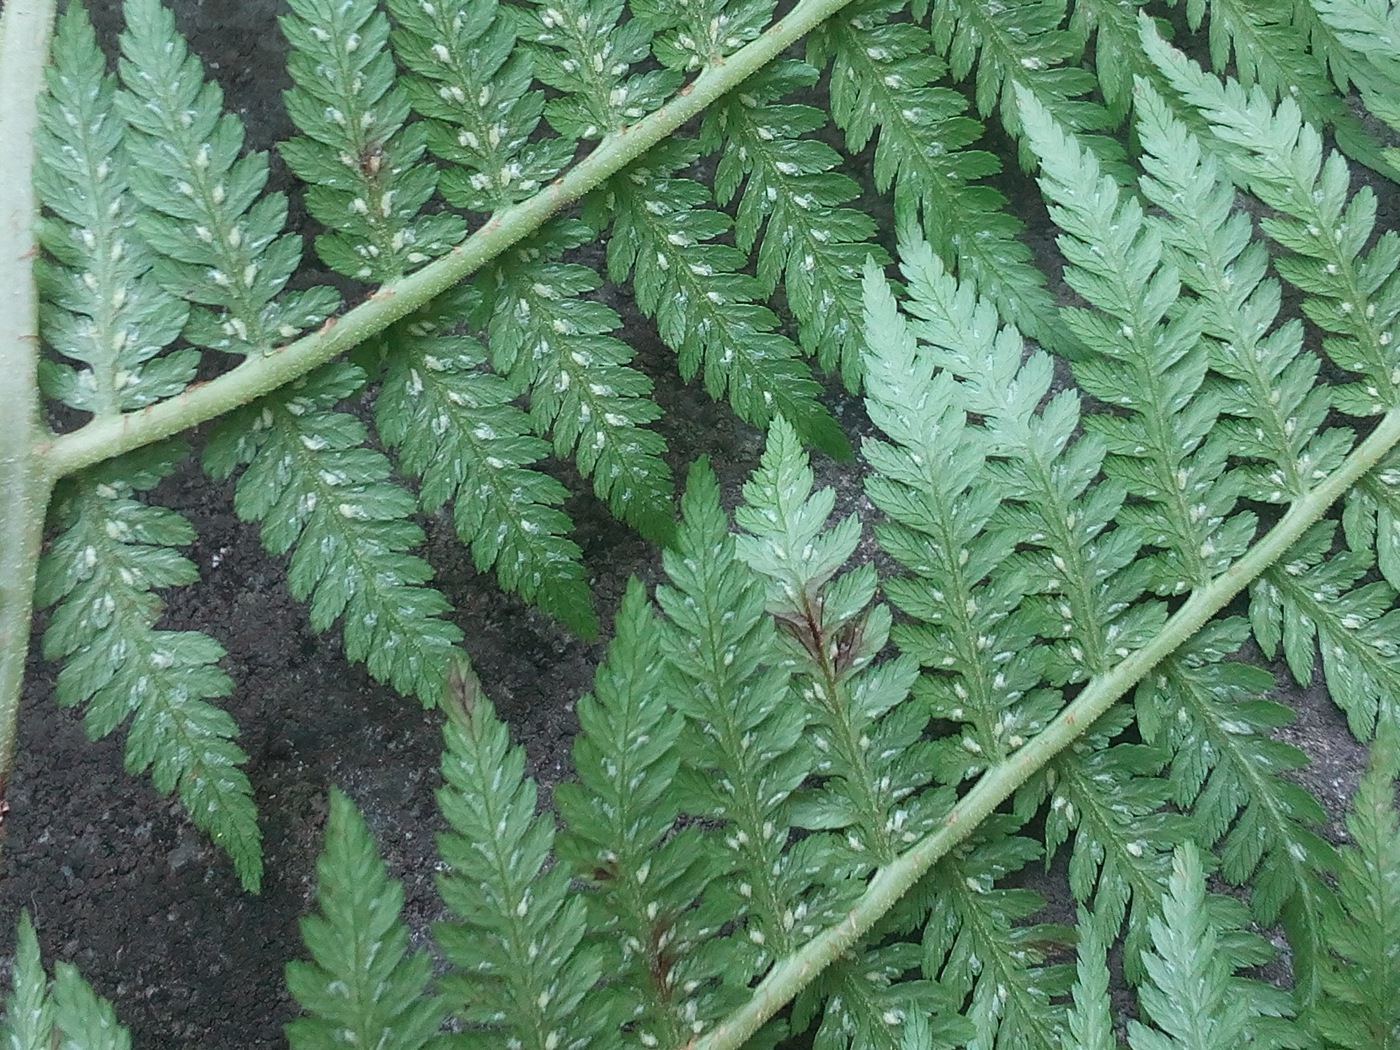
[1137,618,1339,1006]
[384,0,571,214]
[1134,80,1351,507]
[1251,522,1400,738]
[1344,447,1400,590]
[659,460,822,968]
[114,0,338,354]
[1130,843,1305,1050]
[791,947,971,1050]
[1066,907,1116,1050]
[1023,709,1181,984]
[50,964,132,1050]
[4,914,55,1050]
[372,290,596,635]
[605,139,848,457]
[279,0,465,282]
[34,3,195,418]
[1019,86,1252,596]
[1140,19,1400,417]
[35,446,262,891]
[1171,0,1393,178]
[862,259,1057,783]
[893,240,1162,685]
[1312,0,1400,158]
[204,362,466,703]
[1067,0,1154,122]
[434,663,606,1050]
[631,0,776,71]
[809,1,1076,359]
[285,789,444,1050]
[735,415,942,865]
[555,580,725,1048]
[518,0,680,141]
[925,0,1111,158]
[701,59,884,389]
[1311,722,1400,1049]
[920,822,1072,1048]
[479,219,674,544]
[607,138,845,456]
[882,238,1177,977]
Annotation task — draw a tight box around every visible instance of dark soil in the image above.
[0,1,1386,1046]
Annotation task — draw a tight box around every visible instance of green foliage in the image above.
[36,446,262,891]
[204,362,467,703]
[477,219,674,544]
[8,0,1400,1046]
[280,0,465,281]
[1,912,132,1050]
[1311,723,1400,1049]
[114,0,339,354]
[373,287,598,635]
[1128,843,1303,1049]
[33,3,195,418]
[285,789,445,1050]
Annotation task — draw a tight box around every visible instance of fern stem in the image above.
[42,0,860,482]
[0,0,57,803]
[691,401,1400,1050]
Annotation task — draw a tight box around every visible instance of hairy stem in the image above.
[43,0,860,481]
[0,0,57,819]
[691,404,1400,1050]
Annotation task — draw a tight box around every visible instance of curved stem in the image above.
[44,0,860,481]
[0,0,57,817]
[690,404,1400,1050]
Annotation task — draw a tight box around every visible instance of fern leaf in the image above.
[1251,522,1400,738]
[1068,0,1154,122]
[862,260,1057,782]
[384,0,571,214]
[35,446,262,891]
[204,362,467,703]
[701,59,885,389]
[1066,908,1116,1050]
[1138,619,1339,1007]
[372,291,597,635]
[50,965,132,1050]
[920,821,1073,1049]
[605,139,848,458]
[555,580,725,1047]
[518,0,681,141]
[658,460,820,968]
[630,0,776,71]
[33,3,195,418]
[1312,0,1400,155]
[893,238,1162,685]
[279,0,465,282]
[1134,80,1351,507]
[792,947,972,1050]
[735,415,944,864]
[434,664,606,1050]
[1173,0,1394,178]
[926,0,1111,158]
[809,1,1075,356]
[1344,448,1400,591]
[285,789,445,1050]
[1311,723,1400,1049]
[1140,18,1400,417]
[479,220,674,544]
[1019,86,1252,596]
[1024,710,1181,984]
[1129,843,1305,1050]
[114,0,338,354]
[4,914,55,1050]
